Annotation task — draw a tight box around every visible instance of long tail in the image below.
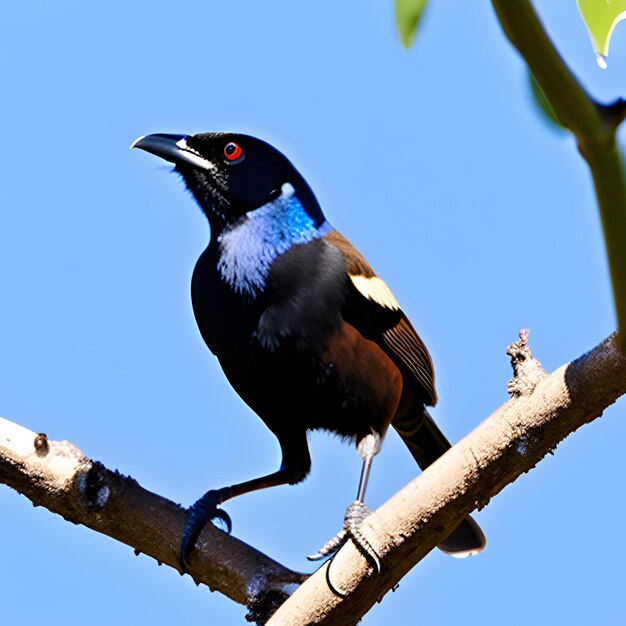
[392,407,486,557]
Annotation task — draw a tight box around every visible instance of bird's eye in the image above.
[224,142,244,162]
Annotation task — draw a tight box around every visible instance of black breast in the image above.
[255,238,348,353]
[191,244,264,358]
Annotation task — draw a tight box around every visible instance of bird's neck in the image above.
[215,183,332,296]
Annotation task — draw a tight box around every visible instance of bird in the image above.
[131,131,486,570]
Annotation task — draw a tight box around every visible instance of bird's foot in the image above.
[308,528,349,560]
[180,489,232,571]
[307,500,380,574]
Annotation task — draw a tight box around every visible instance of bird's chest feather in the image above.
[193,235,357,432]
[216,183,329,296]
[192,185,346,360]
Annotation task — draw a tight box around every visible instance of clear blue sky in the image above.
[1,1,625,624]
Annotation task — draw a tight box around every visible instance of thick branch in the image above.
[267,334,626,625]
[491,0,626,349]
[0,417,305,619]
[2,334,624,624]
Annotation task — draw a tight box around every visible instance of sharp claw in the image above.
[179,489,231,569]
[370,551,381,575]
[213,508,233,534]
[349,524,381,575]
[179,530,197,573]
[307,529,348,561]
[178,545,190,574]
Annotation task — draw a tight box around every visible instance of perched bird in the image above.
[132,132,486,569]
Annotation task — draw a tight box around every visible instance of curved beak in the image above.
[131,133,215,170]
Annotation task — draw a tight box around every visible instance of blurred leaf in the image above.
[394,0,428,48]
[577,0,626,65]
[528,70,565,131]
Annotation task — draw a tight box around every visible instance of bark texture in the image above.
[1,334,625,625]
[266,334,626,625]
[0,416,305,619]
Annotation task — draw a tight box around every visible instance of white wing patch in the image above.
[350,275,400,310]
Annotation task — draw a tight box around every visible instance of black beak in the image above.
[131,133,215,170]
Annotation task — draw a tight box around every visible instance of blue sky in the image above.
[1,1,625,624]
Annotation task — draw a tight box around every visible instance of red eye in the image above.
[224,142,243,162]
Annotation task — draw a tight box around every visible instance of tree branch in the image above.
[2,334,625,624]
[0,417,305,622]
[266,334,626,625]
[491,0,626,350]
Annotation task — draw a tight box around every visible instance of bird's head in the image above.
[131,132,325,230]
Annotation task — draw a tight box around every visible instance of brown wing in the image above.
[324,230,437,406]
[382,317,436,405]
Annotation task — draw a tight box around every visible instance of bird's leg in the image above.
[355,431,380,501]
[180,468,286,570]
[180,431,310,571]
[308,432,382,573]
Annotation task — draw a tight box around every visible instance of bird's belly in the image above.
[217,324,404,441]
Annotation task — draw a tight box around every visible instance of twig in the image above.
[491,0,626,350]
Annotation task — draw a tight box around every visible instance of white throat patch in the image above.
[217,183,324,295]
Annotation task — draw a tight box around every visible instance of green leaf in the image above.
[577,0,626,66]
[528,70,565,131]
[394,0,428,49]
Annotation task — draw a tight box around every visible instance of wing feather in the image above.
[382,318,436,404]
[325,230,437,406]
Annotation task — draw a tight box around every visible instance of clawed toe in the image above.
[307,500,380,574]
[343,501,380,574]
[307,529,348,561]
[179,489,232,570]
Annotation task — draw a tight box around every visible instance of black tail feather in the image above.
[393,407,487,556]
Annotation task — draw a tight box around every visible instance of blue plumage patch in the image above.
[217,183,331,295]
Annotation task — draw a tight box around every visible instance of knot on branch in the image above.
[246,581,305,625]
[244,572,305,625]
[77,462,111,508]
[246,589,292,625]
[506,329,547,398]
[33,433,49,456]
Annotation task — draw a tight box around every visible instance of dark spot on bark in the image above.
[34,433,49,455]
[81,462,111,508]
[246,591,290,625]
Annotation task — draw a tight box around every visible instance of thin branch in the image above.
[491,0,626,350]
[266,334,626,625]
[0,417,305,621]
